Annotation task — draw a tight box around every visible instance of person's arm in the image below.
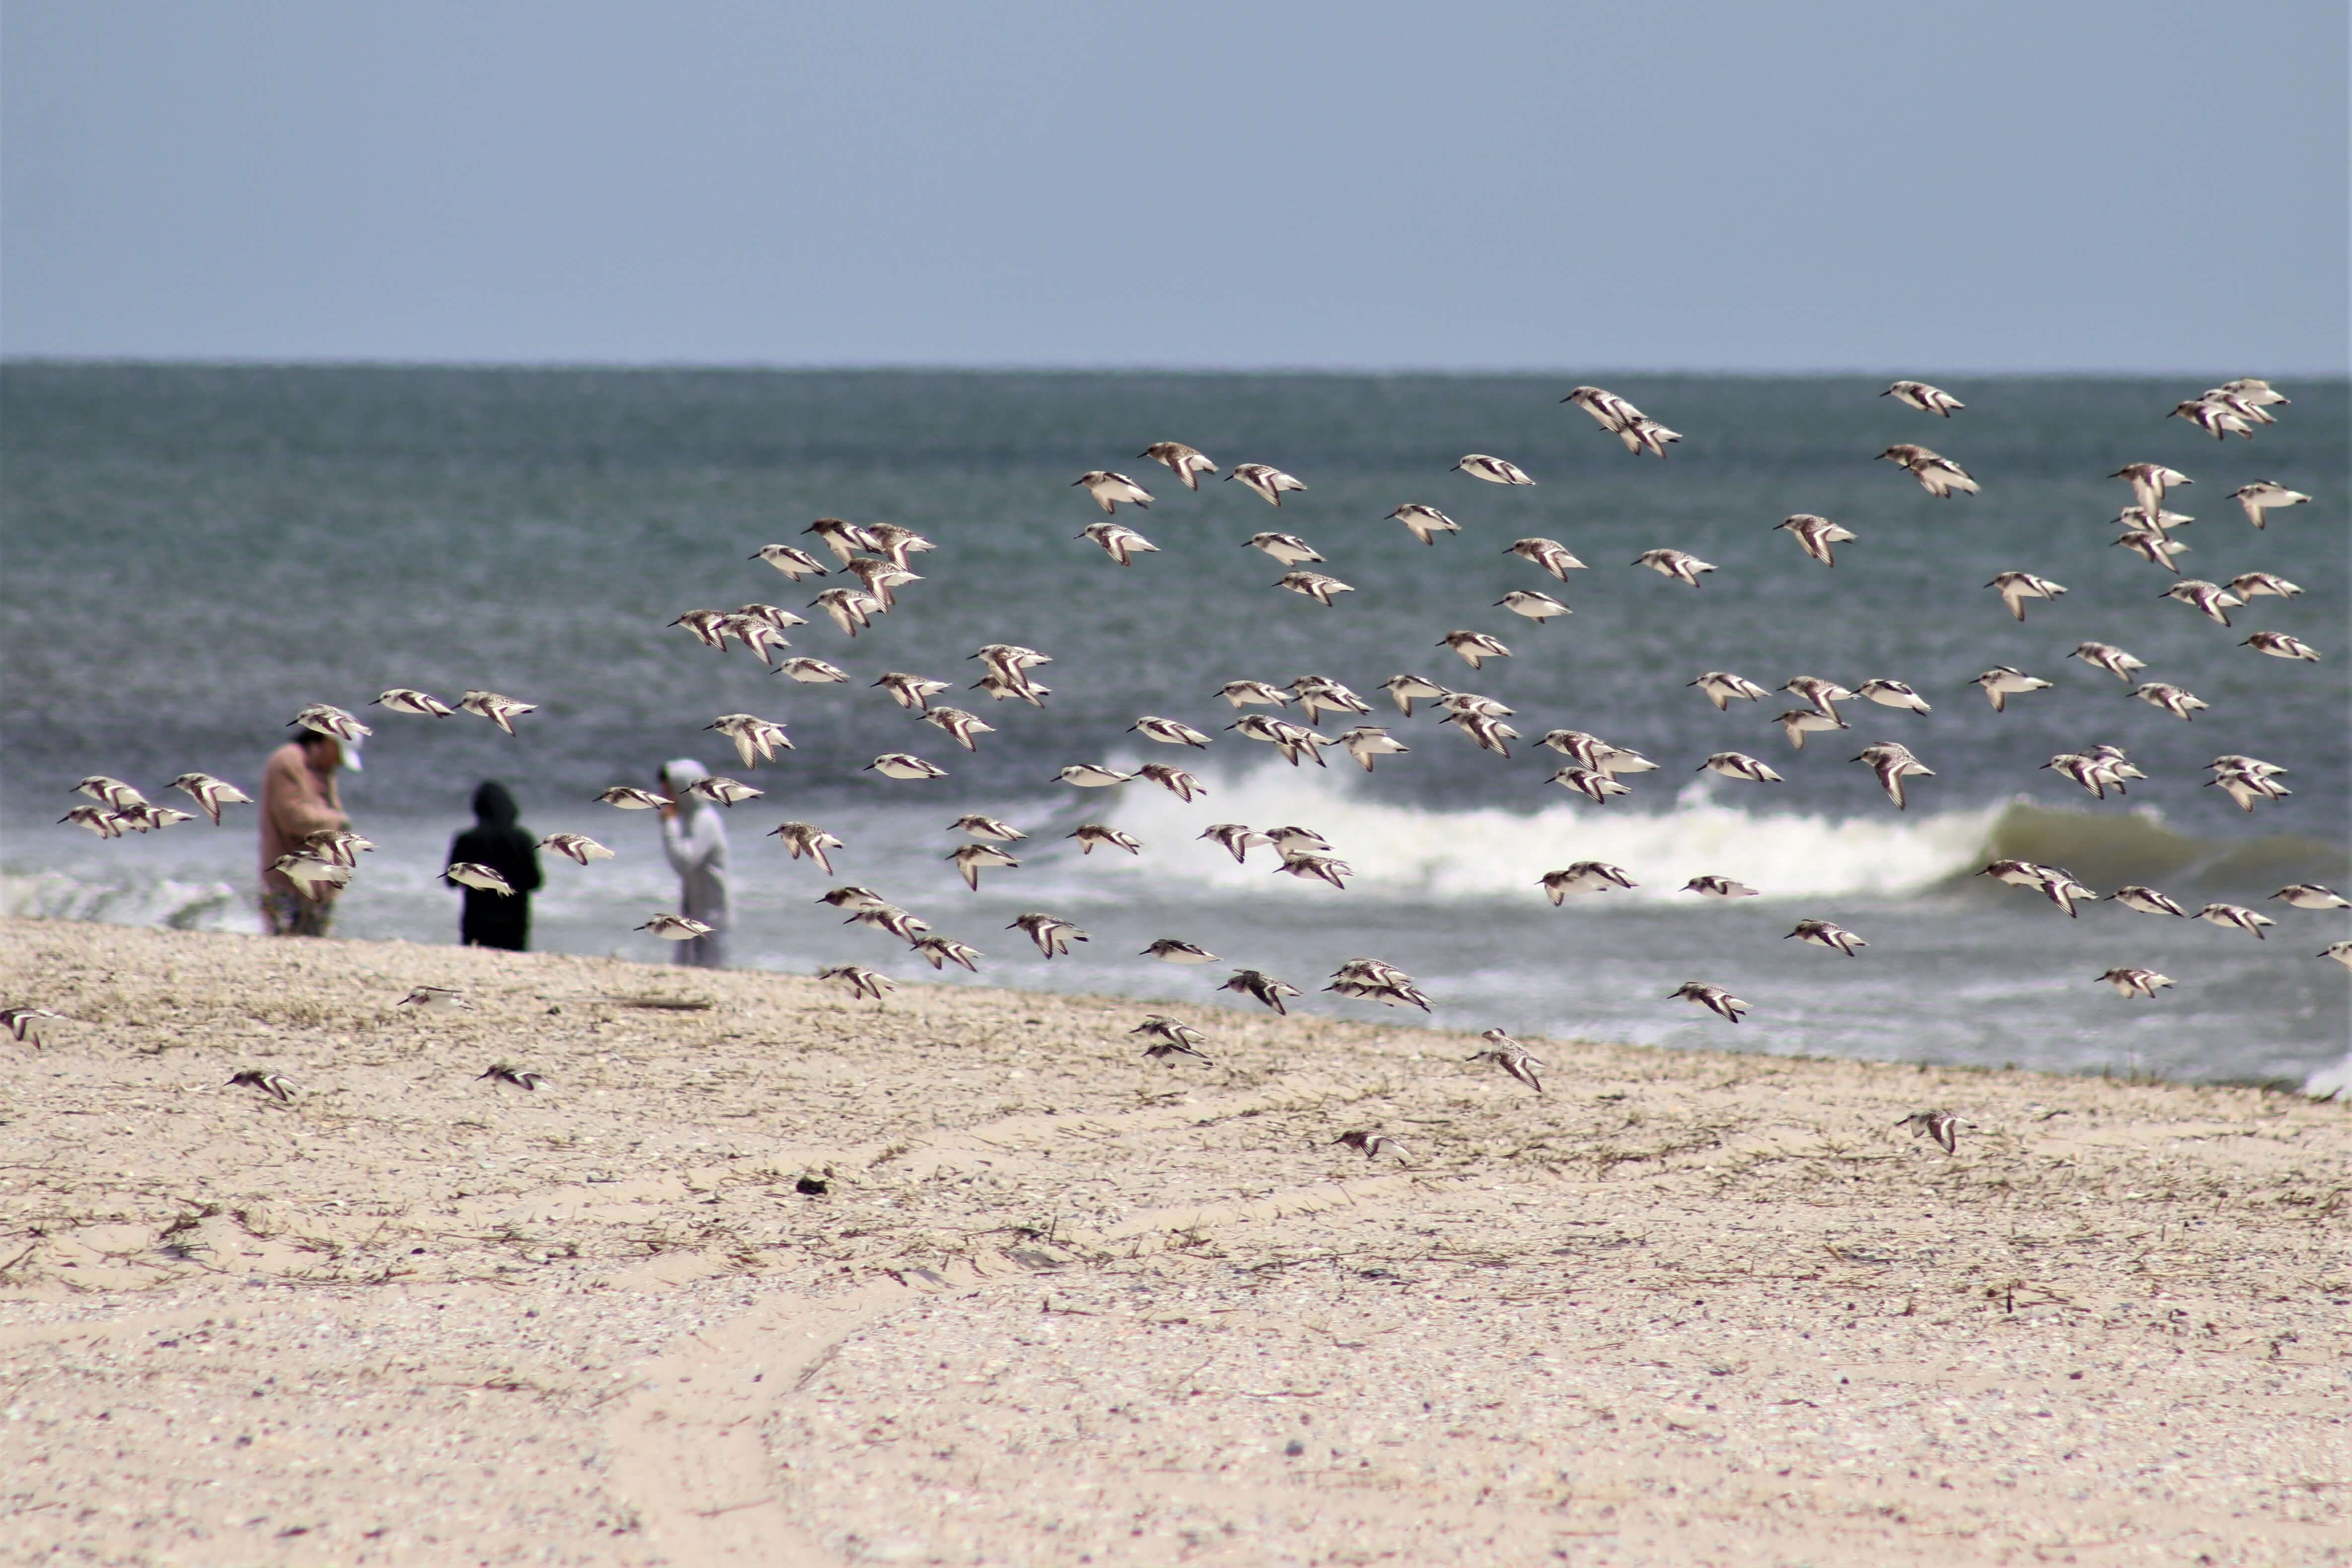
[661,811,719,875]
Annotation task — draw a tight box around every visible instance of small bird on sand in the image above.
[1010,912,1089,957]
[1776,513,1857,566]
[398,986,471,1012]
[637,914,715,941]
[1787,918,1867,956]
[1468,1029,1545,1093]
[1227,463,1307,505]
[2096,967,2174,999]
[538,832,613,866]
[0,1006,66,1047]
[1134,1016,1214,1063]
[371,688,454,717]
[1388,504,1461,544]
[1882,380,1964,416]
[1671,982,1747,1022]
[479,1064,549,1090]
[1880,445,1978,496]
[1139,442,1218,489]
[1895,1110,1971,1155]
[1142,938,1218,964]
[1332,1130,1410,1161]
[817,965,895,1002]
[229,1069,297,1102]
[1220,969,1302,1014]
[461,690,536,735]
[1074,470,1153,513]
[1454,453,1536,486]
[1070,824,1142,856]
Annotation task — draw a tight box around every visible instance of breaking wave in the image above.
[1,869,262,933]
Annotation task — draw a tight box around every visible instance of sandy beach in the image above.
[1,917,2345,1566]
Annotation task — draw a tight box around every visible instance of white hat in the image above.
[339,737,364,773]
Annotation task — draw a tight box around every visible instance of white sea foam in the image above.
[1100,760,2006,903]
[2,869,261,933]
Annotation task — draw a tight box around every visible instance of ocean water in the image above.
[4,364,2346,1087]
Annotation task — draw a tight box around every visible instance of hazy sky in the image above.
[5,1,2346,372]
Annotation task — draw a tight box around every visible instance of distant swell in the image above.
[1099,762,2345,902]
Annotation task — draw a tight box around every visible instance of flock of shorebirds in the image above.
[21,376,2348,1154]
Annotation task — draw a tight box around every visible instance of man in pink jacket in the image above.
[258,729,354,936]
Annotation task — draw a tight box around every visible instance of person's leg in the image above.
[259,889,297,936]
[294,897,335,937]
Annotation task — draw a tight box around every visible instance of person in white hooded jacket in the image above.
[656,758,730,968]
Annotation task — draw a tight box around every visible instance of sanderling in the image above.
[1879,445,1978,497]
[1469,1029,1545,1093]
[1228,462,1307,505]
[1275,570,1354,607]
[2230,481,2310,529]
[0,1006,66,1047]
[167,773,253,825]
[118,804,198,833]
[1220,969,1302,1013]
[638,913,716,940]
[1228,714,1330,768]
[1389,504,1461,544]
[2113,530,2188,572]
[843,557,920,610]
[1332,1130,1410,1161]
[1293,676,1371,723]
[1137,763,1209,800]
[805,518,879,564]
[2274,884,2350,911]
[1856,741,1934,809]
[1217,679,1292,709]
[1776,513,1858,566]
[1883,380,1964,416]
[1495,589,1572,624]
[949,843,1020,890]
[1325,959,1431,1011]
[1139,441,1218,490]
[1142,938,1218,964]
[1986,571,2066,621]
[1131,714,1213,748]
[2112,885,2189,917]
[707,713,793,767]
[776,656,852,684]
[1690,670,1770,710]
[461,690,536,735]
[1539,862,1636,903]
[1454,454,1536,486]
[2195,903,2275,939]
[445,862,516,895]
[1246,531,1323,564]
[1775,708,1849,750]
[398,986,472,1012]
[1439,710,1518,758]
[2112,462,2194,513]
[817,885,890,912]
[1379,674,1451,715]
[1633,548,1715,586]
[1070,824,1142,856]
[73,776,145,809]
[536,832,612,867]
[868,753,949,782]
[1010,912,1089,957]
[1437,630,1511,668]
[289,703,370,742]
[2320,942,2352,971]
[1074,470,1153,513]
[1055,763,1134,787]
[1787,918,1867,956]
[670,608,731,649]
[950,814,1026,843]
[229,1069,297,1103]
[750,543,831,579]
[1551,767,1632,803]
[2227,572,2303,601]
[2069,643,2144,683]
[1133,1017,1214,1063]
[1335,726,1410,773]
[2095,967,2175,1000]
[767,822,844,874]
[2242,632,2321,662]
[910,936,984,972]
[1505,537,1587,579]
[302,829,375,866]
[1275,851,1353,889]
[59,805,126,838]
[2170,398,2253,439]
[1199,824,1269,863]
[1780,676,1855,716]
[2160,579,2242,625]
[843,904,929,941]
[1895,1110,1970,1155]
[1671,982,1747,1022]
[1078,521,1161,566]
[2133,682,2208,720]
[684,774,763,806]
[371,688,454,717]
[1855,678,1931,715]
[479,1064,550,1090]
[270,853,352,896]
[1700,751,1784,784]
[1682,876,1759,899]
[874,671,952,711]
[596,786,671,810]
[920,706,995,752]
[809,587,881,637]
[1560,386,1681,456]
[1970,666,2055,712]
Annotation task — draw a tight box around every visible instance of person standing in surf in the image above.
[656,758,730,968]
[257,727,357,937]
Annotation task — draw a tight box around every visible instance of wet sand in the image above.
[1,917,2345,1566]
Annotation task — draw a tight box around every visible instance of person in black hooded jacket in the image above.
[444,780,543,950]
